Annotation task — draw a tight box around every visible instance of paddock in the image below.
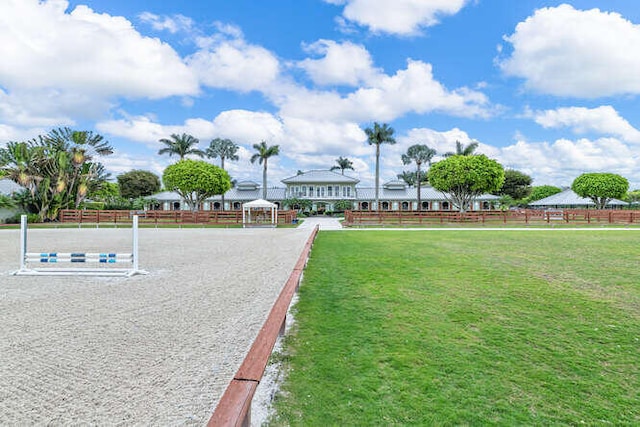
[0,226,314,425]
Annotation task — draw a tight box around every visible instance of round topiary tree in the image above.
[429,154,504,212]
[162,160,231,211]
[527,185,562,203]
[117,170,161,200]
[571,172,629,209]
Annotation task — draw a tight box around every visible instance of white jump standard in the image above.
[13,215,147,277]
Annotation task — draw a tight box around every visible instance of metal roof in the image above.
[528,189,628,207]
[356,186,499,201]
[0,179,23,195]
[281,170,359,184]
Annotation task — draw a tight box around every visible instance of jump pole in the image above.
[13,215,147,277]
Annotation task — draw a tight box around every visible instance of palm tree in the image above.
[250,141,280,200]
[330,156,355,175]
[364,122,396,209]
[206,138,239,170]
[401,144,436,211]
[444,140,479,157]
[207,138,239,210]
[158,133,204,160]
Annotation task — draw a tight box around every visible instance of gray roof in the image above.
[0,179,23,195]
[528,189,628,207]
[148,188,286,202]
[281,170,359,185]
[356,186,500,201]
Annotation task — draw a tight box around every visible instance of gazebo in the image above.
[242,199,278,228]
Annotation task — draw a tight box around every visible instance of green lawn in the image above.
[270,231,640,425]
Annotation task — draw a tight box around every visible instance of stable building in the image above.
[147,169,499,212]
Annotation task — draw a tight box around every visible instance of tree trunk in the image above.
[416,163,421,211]
[375,144,380,210]
[263,159,268,200]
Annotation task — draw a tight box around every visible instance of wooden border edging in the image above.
[208,225,319,427]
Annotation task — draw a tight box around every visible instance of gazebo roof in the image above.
[243,198,277,208]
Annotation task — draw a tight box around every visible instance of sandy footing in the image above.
[0,225,312,425]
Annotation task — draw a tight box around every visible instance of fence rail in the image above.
[58,209,297,225]
[343,209,640,226]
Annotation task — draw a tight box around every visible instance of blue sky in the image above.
[2,0,640,189]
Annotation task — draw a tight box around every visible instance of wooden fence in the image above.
[343,209,640,226]
[58,209,298,225]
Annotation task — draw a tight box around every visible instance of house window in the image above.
[382,201,390,210]
[317,187,321,197]
[309,186,314,197]
[422,201,429,210]
[295,186,300,197]
[442,201,450,210]
[302,186,307,197]
[342,187,346,197]
[328,186,332,197]
[233,202,241,210]
[321,187,325,197]
[335,186,340,197]
[346,187,351,197]
[401,202,409,210]
[213,202,221,210]
[361,202,369,210]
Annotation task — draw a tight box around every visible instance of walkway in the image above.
[297,216,343,230]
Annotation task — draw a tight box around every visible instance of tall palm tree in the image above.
[250,141,280,200]
[158,133,204,160]
[206,138,239,210]
[330,156,355,175]
[444,140,479,157]
[401,144,436,211]
[364,122,396,209]
[206,138,240,170]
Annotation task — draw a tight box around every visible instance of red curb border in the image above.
[208,225,319,427]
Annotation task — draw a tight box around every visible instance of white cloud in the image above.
[278,60,490,122]
[298,40,381,86]
[530,106,640,144]
[500,4,640,98]
[0,0,198,128]
[497,137,638,186]
[0,0,197,98]
[325,0,468,35]
[188,25,280,93]
[138,12,194,34]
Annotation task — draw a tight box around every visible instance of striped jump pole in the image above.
[13,215,147,277]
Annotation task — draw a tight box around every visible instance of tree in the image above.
[364,122,396,209]
[158,133,204,160]
[283,197,312,214]
[206,138,239,210]
[117,170,161,200]
[333,199,354,212]
[330,156,355,175]
[162,160,231,212]
[206,138,239,170]
[401,144,436,211]
[527,185,562,203]
[0,128,113,221]
[498,169,532,200]
[250,141,280,200]
[572,172,629,209]
[397,171,428,187]
[627,189,640,207]
[429,155,505,212]
[444,140,479,157]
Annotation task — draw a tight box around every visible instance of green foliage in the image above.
[429,155,505,212]
[162,159,231,211]
[283,197,312,213]
[250,141,280,200]
[206,138,239,169]
[0,128,113,221]
[330,156,355,175]
[397,170,428,187]
[332,199,354,212]
[527,185,562,203]
[158,133,204,159]
[627,189,640,207]
[498,169,532,200]
[402,144,436,211]
[0,194,15,209]
[443,140,479,157]
[572,173,629,209]
[365,122,396,204]
[117,170,161,199]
